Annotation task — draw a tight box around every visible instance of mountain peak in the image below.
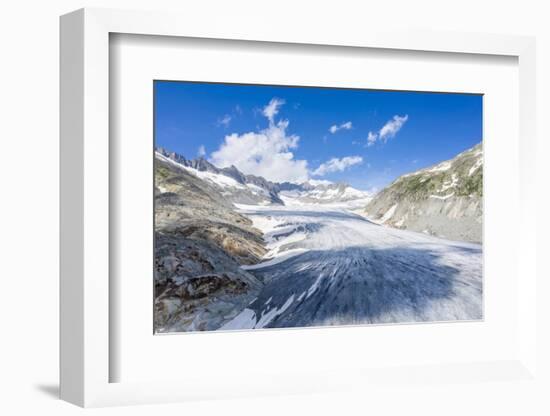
[187,157,217,173]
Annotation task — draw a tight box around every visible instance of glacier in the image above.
[221,203,482,330]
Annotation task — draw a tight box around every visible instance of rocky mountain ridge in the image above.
[279,181,372,208]
[156,148,370,207]
[364,143,483,242]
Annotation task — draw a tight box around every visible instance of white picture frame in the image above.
[60,7,538,408]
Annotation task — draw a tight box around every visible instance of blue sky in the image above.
[155,81,482,191]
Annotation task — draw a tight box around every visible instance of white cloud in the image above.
[329,121,353,134]
[210,99,309,183]
[365,114,408,146]
[367,131,378,147]
[217,114,232,127]
[312,156,363,176]
[378,114,408,142]
[210,100,366,183]
[262,98,285,124]
[197,145,206,157]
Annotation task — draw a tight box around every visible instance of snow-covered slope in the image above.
[364,143,483,243]
[280,182,372,209]
[220,204,482,330]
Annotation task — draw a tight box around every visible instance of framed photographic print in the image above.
[60,8,538,408]
[153,81,483,334]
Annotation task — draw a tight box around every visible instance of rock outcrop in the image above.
[154,155,266,332]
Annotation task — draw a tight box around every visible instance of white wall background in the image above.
[0,1,548,414]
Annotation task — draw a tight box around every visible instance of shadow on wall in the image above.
[34,384,59,399]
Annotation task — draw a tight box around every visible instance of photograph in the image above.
[153,81,483,333]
